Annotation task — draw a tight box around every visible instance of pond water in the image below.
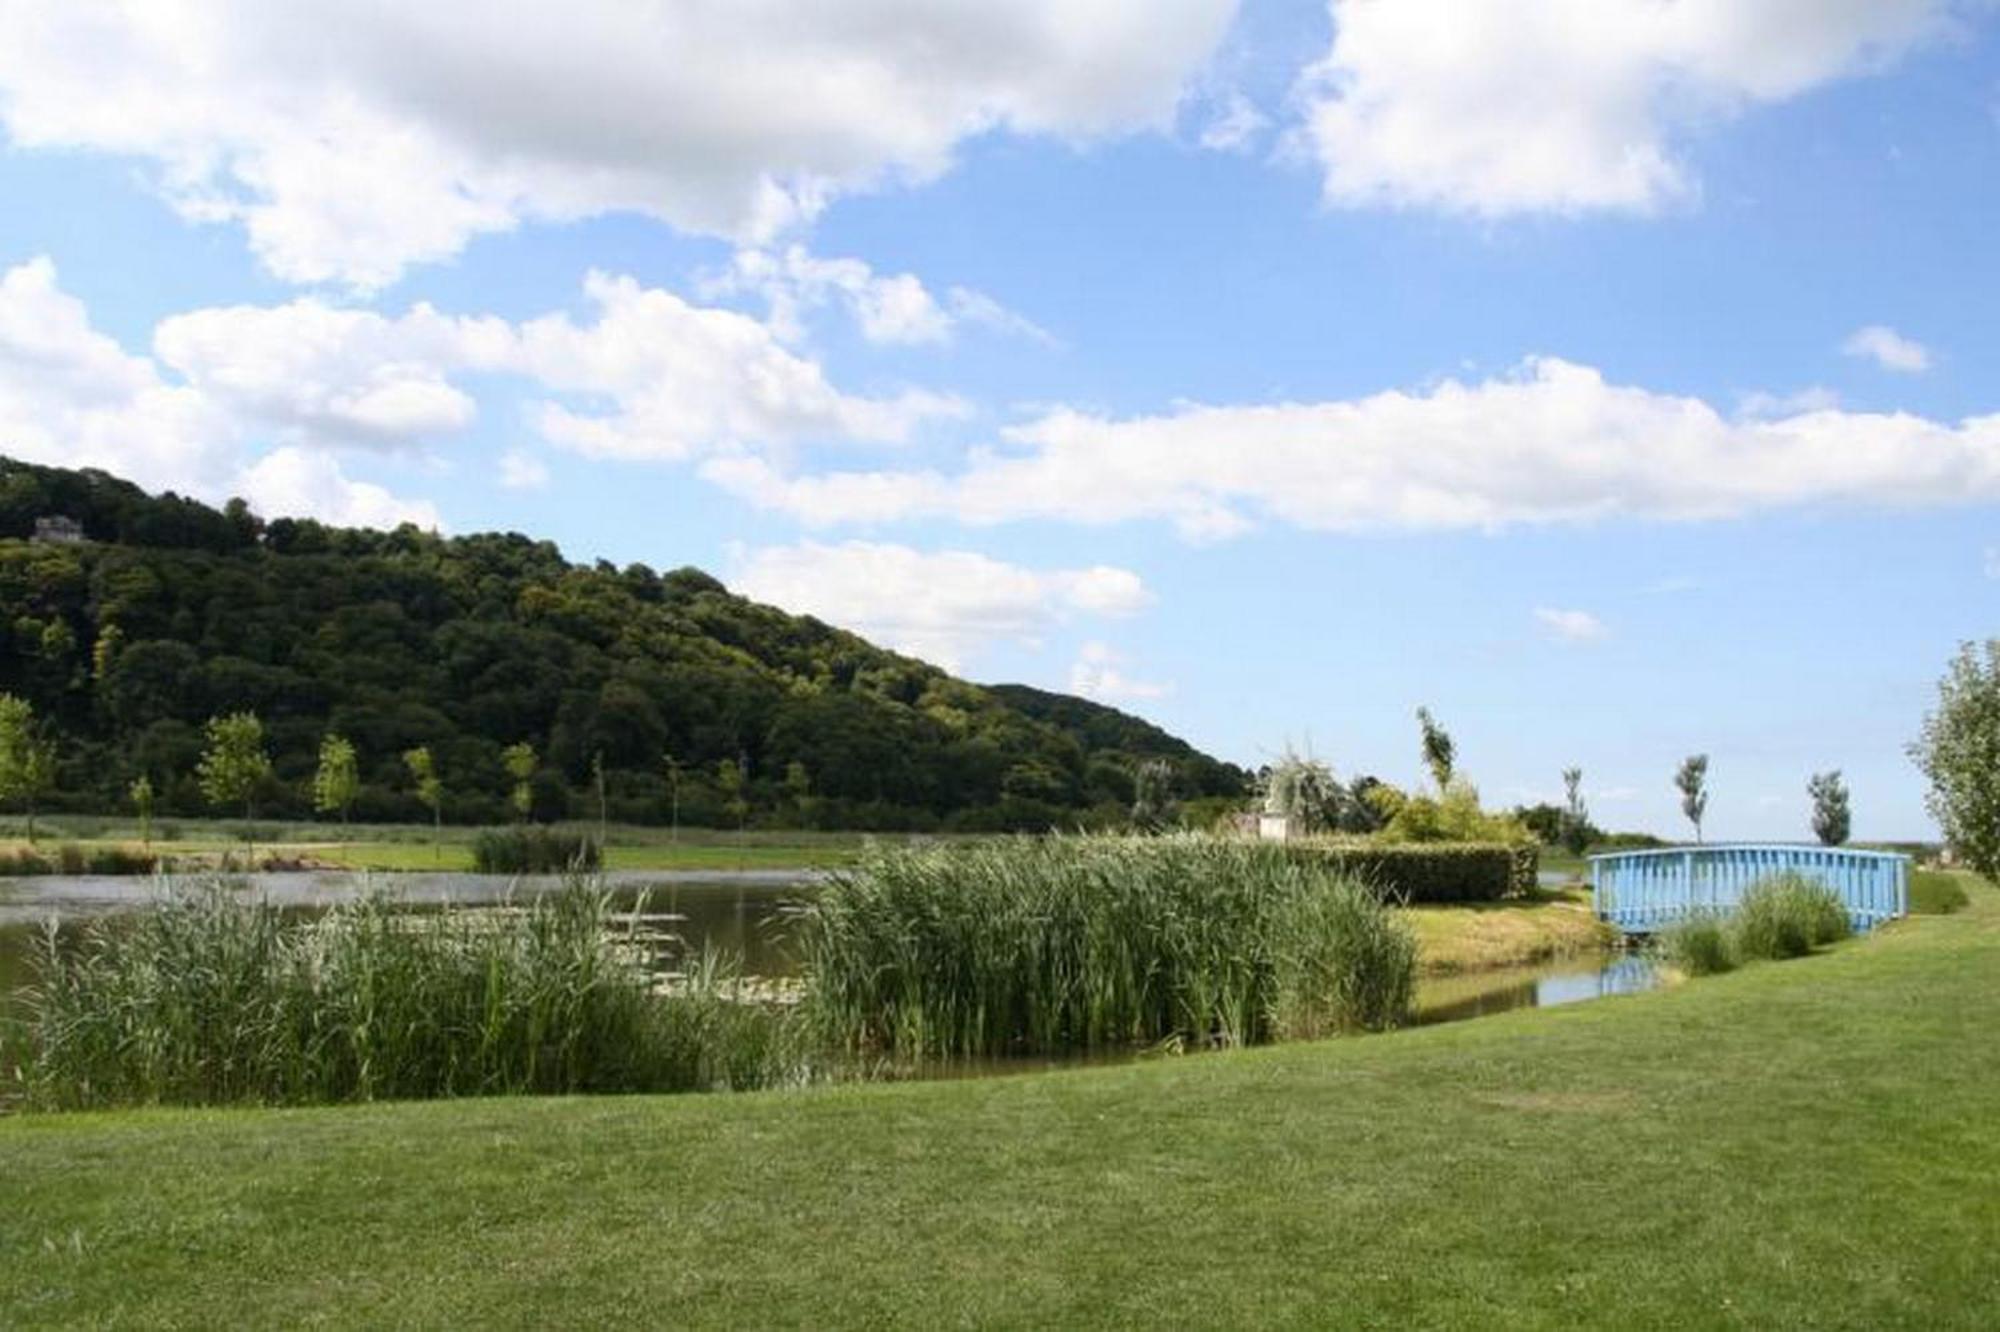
[0,871,1659,1046]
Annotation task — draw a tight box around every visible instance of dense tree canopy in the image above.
[0,458,1247,829]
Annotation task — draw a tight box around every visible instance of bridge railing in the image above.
[1589,844,1909,935]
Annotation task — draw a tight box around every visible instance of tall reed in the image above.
[795,835,1416,1060]
[9,877,799,1109]
[1731,871,1852,961]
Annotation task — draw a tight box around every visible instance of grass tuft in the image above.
[796,834,1416,1059]
[7,876,797,1109]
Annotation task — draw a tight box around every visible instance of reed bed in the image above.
[1655,871,1853,976]
[795,835,1416,1060]
[7,878,801,1110]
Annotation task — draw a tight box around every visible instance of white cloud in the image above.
[707,356,2000,540]
[0,256,437,528]
[729,540,1149,672]
[1199,92,1270,153]
[1295,0,1954,217]
[1534,607,1608,643]
[238,448,441,530]
[1842,324,1932,373]
[0,2,1236,288]
[498,450,550,491]
[3,255,965,527]
[134,267,965,465]
[1739,385,1840,419]
[705,246,1052,349]
[519,272,967,460]
[1069,641,1172,702]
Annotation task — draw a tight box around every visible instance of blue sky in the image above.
[1,1,1996,839]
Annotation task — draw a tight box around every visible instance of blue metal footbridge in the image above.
[1589,844,1909,935]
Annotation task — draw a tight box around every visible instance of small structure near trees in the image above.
[31,515,84,544]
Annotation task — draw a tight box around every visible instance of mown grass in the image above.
[0,877,1992,1326]
[797,836,1415,1058]
[0,821,874,874]
[1912,868,1972,915]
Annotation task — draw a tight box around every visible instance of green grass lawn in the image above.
[0,820,881,874]
[3,876,1994,1326]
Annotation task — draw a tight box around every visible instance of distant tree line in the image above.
[0,458,1248,831]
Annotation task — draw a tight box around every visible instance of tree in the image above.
[129,774,154,846]
[312,733,360,824]
[716,757,749,832]
[198,711,271,822]
[1561,766,1591,856]
[1262,749,1341,834]
[1675,754,1710,844]
[1131,758,1180,832]
[1911,640,2000,880]
[591,750,608,847]
[0,693,56,843]
[662,751,681,843]
[783,760,813,823]
[503,742,536,822]
[403,746,443,862]
[1807,770,1850,847]
[1416,707,1455,792]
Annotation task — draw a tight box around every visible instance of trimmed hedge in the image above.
[1285,840,1536,904]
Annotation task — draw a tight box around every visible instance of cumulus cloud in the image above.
[0,256,438,527]
[498,450,550,491]
[1069,640,1172,702]
[1295,0,1954,217]
[704,246,1053,349]
[729,540,1149,672]
[1842,324,1932,373]
[1534,607,1608,643]
[1,255,968,527]
[706,356,2000,540]
[134,267,965,464]
[0,1,1236,288]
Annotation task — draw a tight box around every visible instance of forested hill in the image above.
[0,459,1247,828]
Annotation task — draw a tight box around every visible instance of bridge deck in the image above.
[1589,844,1908,935]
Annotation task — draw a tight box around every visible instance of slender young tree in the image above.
[0,693,56,844]
[1131,758,1181,832]
[1675,754,1710,845]
[313,733,360,825]
[403,746,444,863]
[662,751,681,843]
[198,711,271,823]
[502,742,536,823]
[1807,770,1851,846]
[1561,766,1591,856]
[717,757,749,834]
[129,774,155,847]
[1416,707,1456,793]
[591,750,608,848]
[1910,640,2000,880]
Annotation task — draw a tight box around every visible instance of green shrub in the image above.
[1286,841,1524,903]
[797,835,1416,1060]
[12,877,798,1109]
[1659,915,1736,976]
[1910,870,1970,916]
[1732,872,1852,962]
[471,827,602,874]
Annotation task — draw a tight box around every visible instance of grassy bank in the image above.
[0,819,879,874]
[1405,887,1616,973]
[2,875,1992,1326]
